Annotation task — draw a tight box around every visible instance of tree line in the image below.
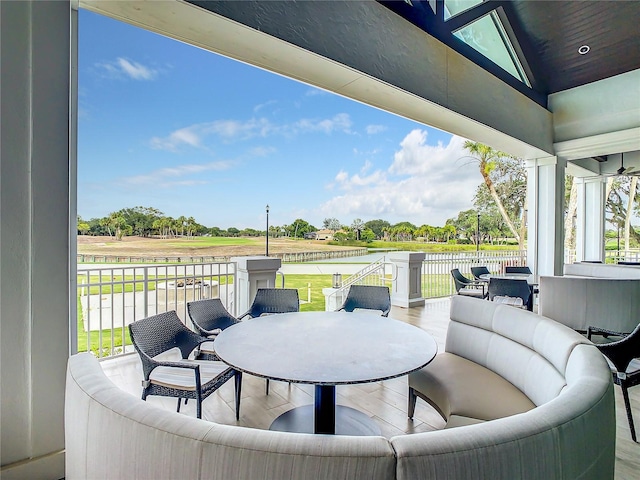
[77,142,528,245]
[78,142,639,248]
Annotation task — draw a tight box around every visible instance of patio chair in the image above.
[488,277,531,309]
[505,266,532,274]
[470,265,491,280]
[238,288,300,393]
[336,285,391,317]
[187,298,240,360]
[504,265,539,297]
[451,268,487,299]
[587,322,640,442]
[129,310,242,420]
[237,288,300,320]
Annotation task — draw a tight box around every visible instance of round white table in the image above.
[214,311,437,435]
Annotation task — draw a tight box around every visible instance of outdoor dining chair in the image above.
[488,277,531,309]
[238,288,300,320]
[451,268,487,299]
[470,266,491,280]
[336,285,391,317]
[187,298,240,360]
[129,310,242,420]
[588,322,640,442]
[238,288,300,393]
[505,266,532,274]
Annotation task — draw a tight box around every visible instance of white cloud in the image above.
[293,113,352,134]
[150,126,202,151]
[366,124,387,135]
[95,57,159,81]
[249,146,276,157]
[319,132,478,225]
[150,114,353,152]
[254,100,277,112]
[121,161,232,187]
[305,88,327,96]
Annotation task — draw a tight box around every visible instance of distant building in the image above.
[315,229,335,240]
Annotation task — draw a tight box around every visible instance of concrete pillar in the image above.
[1,2,71,478]
[389,252,426,308]
[322,287,346,311]
[526,157,566,276]
[575,177,607,263]
[232,256,282,315]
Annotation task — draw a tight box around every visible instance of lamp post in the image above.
[265,204,270,257]
[476,213,481,254]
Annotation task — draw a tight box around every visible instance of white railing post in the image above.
[232,256,282,315]
[389,251,426,308]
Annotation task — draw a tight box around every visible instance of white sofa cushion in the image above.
[409,352,535,423]
[448,296,588,405]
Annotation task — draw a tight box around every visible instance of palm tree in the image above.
[464,141,523,248]
[351,218,364,241]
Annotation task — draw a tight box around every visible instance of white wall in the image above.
[0,1,71,478]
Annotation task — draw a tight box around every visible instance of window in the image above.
[453,11,530,85]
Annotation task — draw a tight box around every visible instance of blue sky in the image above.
[78,9,481,231]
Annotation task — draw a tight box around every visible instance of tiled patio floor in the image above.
[101,297,639,479]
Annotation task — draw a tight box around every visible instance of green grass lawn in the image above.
[76,298,131,357]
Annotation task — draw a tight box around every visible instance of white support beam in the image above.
[574,177,607,263]
[526,157,566,276]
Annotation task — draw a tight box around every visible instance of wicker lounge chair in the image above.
[336,285,391,317]
[588,322,640,442]
[488,277,531,309]
[451,268,487,299]
[470,265,491,280]
[129,310,241,420]
[237,288,300,393]
[187,298,240,360]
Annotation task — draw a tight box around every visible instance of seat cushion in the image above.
[149,360,231,390]
[409,352,535,424]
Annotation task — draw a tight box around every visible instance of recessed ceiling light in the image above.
[578,45,590,55]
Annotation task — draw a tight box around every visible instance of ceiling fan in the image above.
[614,153,640,176]
[586,152,640,178]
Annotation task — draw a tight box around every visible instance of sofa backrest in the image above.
[564,262,640,278]
[447,295,590,406]
[391,295,615,480]
[539,275,640,332]
[65,353,396,480]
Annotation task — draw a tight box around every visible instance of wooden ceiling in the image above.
[506,0,640,94]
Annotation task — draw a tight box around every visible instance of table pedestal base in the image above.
[270,405,381,436]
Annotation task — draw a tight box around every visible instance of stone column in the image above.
[389,252,426,308]
[232,256,282,315]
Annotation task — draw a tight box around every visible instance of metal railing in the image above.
[421,250,527,299]
[76,262,236,358]
[75,250,530,359]
[76,248,368,264]
[325,258,390,304]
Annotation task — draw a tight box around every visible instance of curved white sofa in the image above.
[65,296,615,480]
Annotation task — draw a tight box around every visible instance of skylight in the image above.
[444,0,483,20]
[452,11,530,86]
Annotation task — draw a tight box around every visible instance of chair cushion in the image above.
[149,360,231,390]
[409,352,535,423]
[492,295,524,307]
[457,289,485,298]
